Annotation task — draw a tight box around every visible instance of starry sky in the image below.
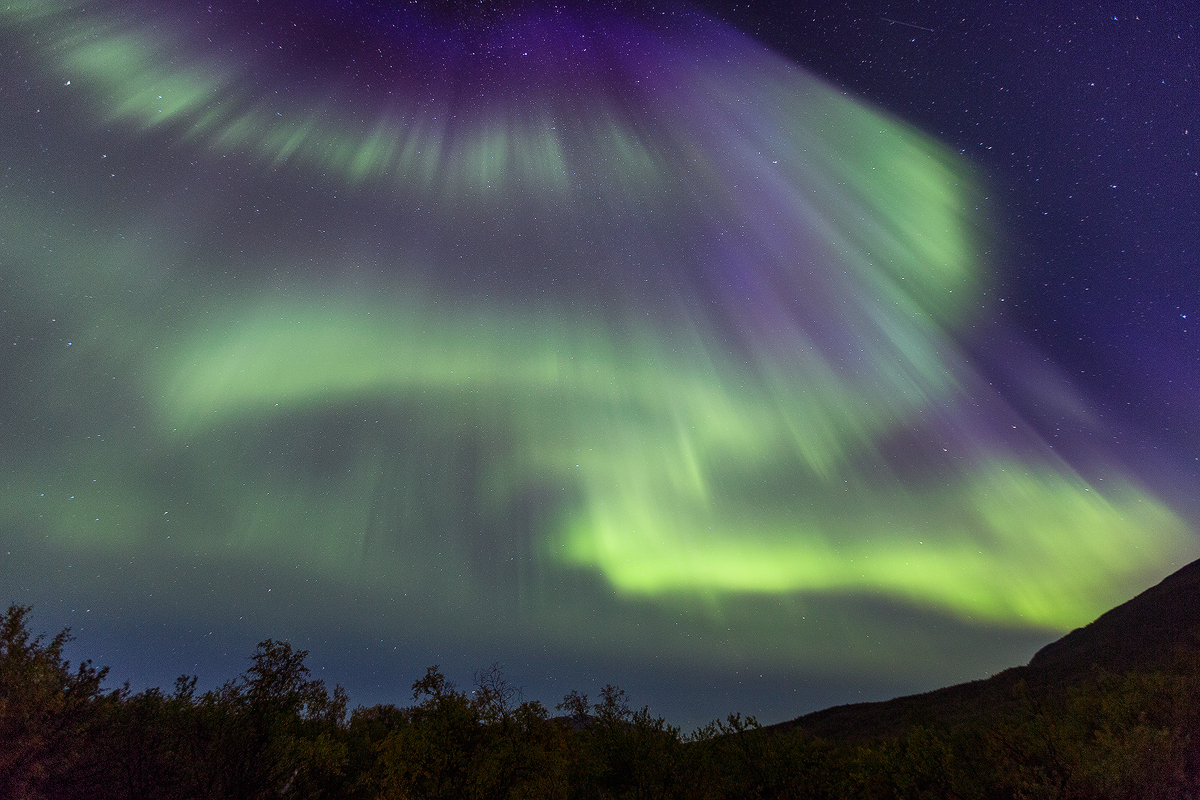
[1,0,1196,730]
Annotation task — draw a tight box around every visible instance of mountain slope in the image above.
[775,557,1200,740]
[1027,556,1200,677]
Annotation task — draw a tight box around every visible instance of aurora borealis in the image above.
[2,0,1197,727]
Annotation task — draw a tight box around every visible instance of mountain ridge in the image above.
[770,557,1200,740]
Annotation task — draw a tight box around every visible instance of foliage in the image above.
[2,604,1199,799]
[0,604,122,799]
[359,663,567,800]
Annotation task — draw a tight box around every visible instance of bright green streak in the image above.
[559,468,1188,628]
[154,292,1194,631]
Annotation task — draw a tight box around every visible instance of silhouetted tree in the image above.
[362,664,569,800]
[8,600,1200,799]
[554,683,685,799]
[0,605,123,800]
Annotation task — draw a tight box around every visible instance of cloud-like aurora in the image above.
[154,294,1188,631]
[1,0,1195,693]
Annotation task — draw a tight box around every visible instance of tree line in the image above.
[2,604,1198,799]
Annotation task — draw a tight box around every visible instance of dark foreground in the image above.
[3,560,1199,800]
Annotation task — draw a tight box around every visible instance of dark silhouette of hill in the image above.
[774,557,1200,741]
[1027,556,1200,676]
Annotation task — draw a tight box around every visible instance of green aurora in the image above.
[1,0,1196,704]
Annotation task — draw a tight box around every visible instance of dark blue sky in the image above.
[731,1,1198,491]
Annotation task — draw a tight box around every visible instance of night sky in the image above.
[2,0,1196,730]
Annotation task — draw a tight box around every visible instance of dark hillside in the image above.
[776,557,1200,741]
[1027,557,1200,677]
